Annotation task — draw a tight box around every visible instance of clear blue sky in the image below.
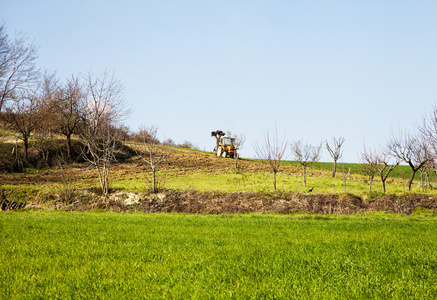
[2,1,437,162]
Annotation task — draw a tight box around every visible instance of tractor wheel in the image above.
[217,147,222,157]
[230,154,234,158]
[222,150,227,158]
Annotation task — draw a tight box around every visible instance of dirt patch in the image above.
[23,190,435,215]
[167,191,436,215]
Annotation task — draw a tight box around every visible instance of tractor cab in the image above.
[220,137,235,147]
[217,137,236,158]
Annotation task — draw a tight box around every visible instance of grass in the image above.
[2,141,436,299]
[2,140,436,196]
[129,171,434,195]
[1,212,436,299]
[4,165,433,198]
[284,160,435,181]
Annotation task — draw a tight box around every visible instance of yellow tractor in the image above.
[216,137,236,158]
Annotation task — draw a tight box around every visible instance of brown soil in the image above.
[32,190,437,215]
[144,190,437,215]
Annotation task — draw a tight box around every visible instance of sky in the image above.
[2,1,437,162]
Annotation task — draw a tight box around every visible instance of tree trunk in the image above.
[24,137,29,161]
[408,170,416,191]
[332,160,337,177]
[273,171,277,192]
[104,165,109,199]
[215,138,220,153]
[369,174,374,192]
[420,172,424,192]
[381,170,387,193]
[97,167,104,195]
[303,165,307,186]
[97,162,110,199]
[426,172,430,190]
[152,167,156,193]
[67,134,72,160]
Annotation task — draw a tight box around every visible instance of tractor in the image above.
[216,136,236,158]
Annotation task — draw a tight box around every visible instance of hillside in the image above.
[1,140,436,215]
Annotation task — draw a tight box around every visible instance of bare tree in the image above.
[326,136,345,177]
[136,126,172,193]
[162,138,176,146]
[361,146,381,192]
[3,85,46,161]
[39,71,60,131]
[0,24,39,112]
[378,153,399,193]
[80,70,129,198]
[50,75,85,160]
[178,140,196,149]
[227,131,246,167]
[253,128,288,192]
[362,143,400,192]
[82,123,120,197]
[0,24,10,81]
[420,107,437,152]
[419,107,437,186]
[387,128,429,191]
[292,140,322,187]
[418,160,433,191]
[226,131,246,152]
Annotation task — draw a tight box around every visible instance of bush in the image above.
[412,206,435,216]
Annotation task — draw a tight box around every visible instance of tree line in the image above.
[0,23,181,197]
[253,114,437,193]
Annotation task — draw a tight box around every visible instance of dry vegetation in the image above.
[1,141,436,215]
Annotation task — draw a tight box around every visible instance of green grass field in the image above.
[111,168,434,195]
[1,212,436,299]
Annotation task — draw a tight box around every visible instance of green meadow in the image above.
[1,212,436,299]
[1,146,437,299]
[111,165,433,195]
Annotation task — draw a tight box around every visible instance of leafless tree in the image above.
[0,24,8,70]
[81,70,127,133]
[419,107,437,184]
[420,107,437,153]
[227,130,246,167]
[39,71,60,130]
[326,136,345,177]
[362,142,401,193]
[3,84,47,161]
[136,126,172,193]
[162,138,176,146]
[49,75,85,160]
[80,70,129,198]
[0,24,39,112]
[418,160,433,191]
[378,154,399,193]
[387,128,429,191]
[135,127,160,144]
[361,146,381,192]
[178,140,196,149]
[292,140,322,187]
[82,123,120,197]
[226,131,246,152]
[253,128,288,192]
